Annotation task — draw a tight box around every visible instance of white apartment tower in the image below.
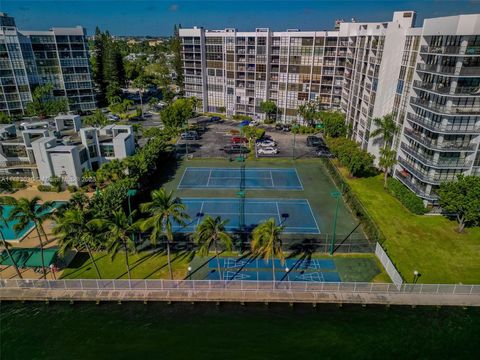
[180,11,480,205]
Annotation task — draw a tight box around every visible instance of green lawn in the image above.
[343,172,480,284]
[60,251,194,280]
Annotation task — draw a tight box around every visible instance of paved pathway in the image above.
[1,287,479,306]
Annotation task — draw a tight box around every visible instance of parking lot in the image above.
[175,118,323,159]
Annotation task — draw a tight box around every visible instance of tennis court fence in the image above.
[375,243,403,289]
[1,279,479,296]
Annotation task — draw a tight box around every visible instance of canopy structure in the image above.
[0,248,58,268]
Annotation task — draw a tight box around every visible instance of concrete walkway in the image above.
[1,287,479,306]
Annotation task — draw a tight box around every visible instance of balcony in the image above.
[410,97,480,115]
[400,143,472,169]
[0,160,36,169]
[412,81,480,96]
[420,45,480,56]
[403,128,478,152]
[395,170,439,201]
[406,113,480,134]
[397,157,457,185]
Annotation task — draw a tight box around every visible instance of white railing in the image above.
[375,242,403,289]
[1,279,479,296]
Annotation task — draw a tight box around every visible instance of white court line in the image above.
[269,170,275,188]
[196,201,205,227]
[275,201,282,225]
[294,168,304,190]
[305,199,321,234]
[206,169,212,187]
[176,167,190,189]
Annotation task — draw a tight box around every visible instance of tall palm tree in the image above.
[379,148,398,188]
[90,209,136,280]
[370,113,399,150]
[371,113,399,186]
[5,196,53,279]
[250,218,285,282]
[140,188,190,280]
[194,216,232,280]
[0,202,23,279]
[52,209,102,278]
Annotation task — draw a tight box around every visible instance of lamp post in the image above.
[188,266,192,280]
[285,267,290,282]
[413,270,420,284]
[127,189,138,241]
[292,124,299,160]
[329,190,342,255]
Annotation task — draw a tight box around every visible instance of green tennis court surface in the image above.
[178,167,303,190]
[173,198,320,234]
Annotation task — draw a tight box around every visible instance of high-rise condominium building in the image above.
[179,11,480,205]
[0,12,95,116]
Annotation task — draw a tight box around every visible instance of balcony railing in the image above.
[420,45,480,55]
[403,128,477,152]
[400,143,472,169]
[397,157,457,185]
[412,81,480,96]
[395,170,440,201]
[410,97,480,115]
[406,113,480,134]
[0,160,36,169]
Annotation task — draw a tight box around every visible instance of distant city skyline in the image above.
[1,0,480,36]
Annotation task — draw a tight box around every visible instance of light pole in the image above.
[292,124,299,160]
[329,190,342,255]
[127,189,138,241]
[413,270,420,284]
[285,267,290,282]
[188,266,192,280]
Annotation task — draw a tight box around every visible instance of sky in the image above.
[1,0,480,36]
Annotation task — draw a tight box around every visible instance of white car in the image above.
[256,139,276,147]
[257,147,278,155]
[108,114,120,122]
[249,120,260,127]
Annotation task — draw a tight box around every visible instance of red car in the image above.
[231,136,247,144]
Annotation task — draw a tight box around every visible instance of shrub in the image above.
[326,137,374,177]
[49,176,64,192]
[0,179,13,192]
[67,185,78,193]
[11,180,27,189]
[293,125,317,134]
[264,118,275,124]
[386,178,427,215]
[232,114,253,121]
[38,185,53,192]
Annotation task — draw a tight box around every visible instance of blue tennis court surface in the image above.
[178,167,303,190]
[204,257,341,282]
[174,198,320,234]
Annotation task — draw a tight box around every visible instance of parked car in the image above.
[107,114,120,122]
[282,124,292,132]
[258,147,278,155]
[239,120,251,127]
[307,136,323,147]
[316,149,333,158]
[256,139,276,147]
[181,131,199,140]
[210,116,222,122]
[275,123,284,131]
[225,145,249,154]
[231,136,248,144]
[249,120,260,127]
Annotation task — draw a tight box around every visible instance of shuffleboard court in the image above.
[178,167,303,190]
[173,198,320,234]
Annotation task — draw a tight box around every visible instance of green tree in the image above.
[83,109,108,127]
[49,176,63,192]
[319,111,347,138]
[0,112,12,124]
[92,27,107,106]
[68,192,90,211]
[160,98,194,129]
[438,175,480,233]
[52,209,102,278]
[194,216,232,280]
[4,196,54,279]
[259,100,278,121]
[171,24,184,91]
[379,148,397,188]
[140,188,190,280]
[91,209,136,280]
[133,75,153,118]
[25,84,68,118]
[298,99,320,126]
[370,113,399,150]
[250,218,285,282]
[0,202,23,279]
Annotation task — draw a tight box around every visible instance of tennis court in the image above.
[203,257,341,282]
[178,167,303,190]
[174,198,320,234]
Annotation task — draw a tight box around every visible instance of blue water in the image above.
[0,202,62,241]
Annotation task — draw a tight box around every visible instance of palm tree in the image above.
[194,216,232,280]
[68,192,90,211]
[250,218,285,282]
[91,209,136,280]
[5,196,53,279]
[140,188,190,280]
[370,113,399,150]
[0,202,23,279]
[379,148,398,188]
[370,113,399,186]
[52,209,102,278]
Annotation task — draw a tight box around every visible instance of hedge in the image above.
[386,178,427,215]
